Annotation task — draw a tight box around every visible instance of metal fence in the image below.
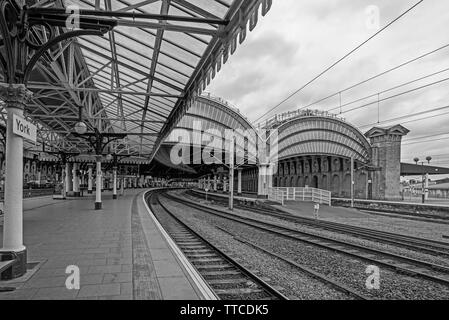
[268,187,332,206]
[0,188,55,201]
[268,188,285,205]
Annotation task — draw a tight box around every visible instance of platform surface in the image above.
[334,197,449,208]
[195,189,261,201]
[0,190,204,300]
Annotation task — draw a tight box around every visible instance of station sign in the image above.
[13,114,37,143]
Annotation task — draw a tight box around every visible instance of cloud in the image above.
[207,0,449,163]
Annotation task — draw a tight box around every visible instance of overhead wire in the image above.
[253,0,426,124]
[301,43,449,110]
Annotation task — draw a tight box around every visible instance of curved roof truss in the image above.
[165,94,256,148]
[277,115,372,163]
[156,94,257,171]
[0,0,272,161]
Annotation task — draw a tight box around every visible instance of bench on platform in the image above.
[0,253,18,292]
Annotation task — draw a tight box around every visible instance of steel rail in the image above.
[189,190,449,255]
[147,190,288,300]
[216,226,370,300]
[166,192,449,287]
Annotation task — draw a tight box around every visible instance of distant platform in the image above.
[275,201,367,220]
[192,189,264,203]
[334,197,449,208]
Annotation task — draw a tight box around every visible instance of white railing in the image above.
[268,188,285,205]
[268,187,332,206]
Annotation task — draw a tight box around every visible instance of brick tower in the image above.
[365,125,410,200]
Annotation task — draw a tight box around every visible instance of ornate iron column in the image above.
[0,83,31,280]
[95,155,102,209]
[65,162,72,194]
[75,130,126,209]
[237,168,243,196]
[106,153,135,200]
[72,162,80,197]
[0,0,114,279]
[87,164,93,194]
[45,151,79,200]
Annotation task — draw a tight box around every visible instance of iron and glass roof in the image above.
[0,0,272,160]
[276,111,373,163]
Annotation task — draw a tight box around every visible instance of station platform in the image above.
[189,189,449,238]
[193,189,449,216]
[192,189,366,219]
[333,197,449,208]
[0,189,212,300]
[273,202,368,220]
[193,189,263,203]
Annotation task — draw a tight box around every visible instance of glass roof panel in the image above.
[17,0,270,158]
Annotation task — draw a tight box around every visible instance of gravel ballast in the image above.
[161,192,449,300]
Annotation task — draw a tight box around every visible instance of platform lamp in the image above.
[74,105,88,135]
[73,123,127,209]
[414,156,432,204]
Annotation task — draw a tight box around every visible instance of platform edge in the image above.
[141,190,218,300]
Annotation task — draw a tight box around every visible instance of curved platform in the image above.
[0,189,214,300]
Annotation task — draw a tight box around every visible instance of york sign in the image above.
[13,114,37,143]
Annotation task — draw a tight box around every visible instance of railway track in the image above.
[216,226,370,300]
[188,190,449,257]
[166,192,449,287]
[146,191,288,300]
[238,205,449,257]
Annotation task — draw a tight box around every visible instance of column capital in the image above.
[0,83,32,109]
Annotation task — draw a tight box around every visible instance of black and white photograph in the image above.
[0,0,448,312]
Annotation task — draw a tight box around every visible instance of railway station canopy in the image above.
[0,0,272,160]
[154,93,257,174]
[400,163,449,176]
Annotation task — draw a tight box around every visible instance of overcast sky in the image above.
[208,0,449,167]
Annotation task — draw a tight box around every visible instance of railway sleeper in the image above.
[181,248,213,253]
[201,270,243,278]
[176,241,203,245]
[207,278,253,286]
[195,264,236,271]
[190,258,224,264]
[185,253,218,258]
[214,288,264,296]
[394,267,418,277]
[178,246,207,250]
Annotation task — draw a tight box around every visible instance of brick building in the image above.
[263,111,409,200]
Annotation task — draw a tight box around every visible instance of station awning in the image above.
[0,0,272,160]
[401,163,449,176]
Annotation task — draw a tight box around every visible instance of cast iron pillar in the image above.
[95,156,102,210]
[0,83,32,280]
[112,166,118,199]
[237,169,243,196]
[87,164,93,194]
[73,163,80,197]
